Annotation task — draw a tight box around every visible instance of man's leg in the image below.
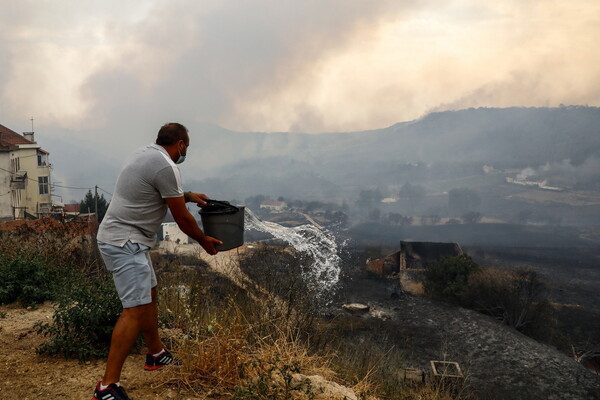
[141,287,163,354]
[102,298,161,385]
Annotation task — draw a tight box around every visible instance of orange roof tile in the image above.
[0,124,34,147]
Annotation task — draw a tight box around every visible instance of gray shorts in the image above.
[98,240,157,308]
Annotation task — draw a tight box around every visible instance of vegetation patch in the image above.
[35,273,123,361]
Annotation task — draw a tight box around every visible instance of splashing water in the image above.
[244,208,341,297]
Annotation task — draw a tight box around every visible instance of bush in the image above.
[35,273,123,361]
[240,246,322,334]
[460,267,556,341]
[0,223,102,276]
[0,255,68,307]
[423,255,481,302]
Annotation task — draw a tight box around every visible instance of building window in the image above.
[39,176,49,195]
[37,152,48,166]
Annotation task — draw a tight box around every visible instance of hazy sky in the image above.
[2,0,600,201]
[1,0,598,139]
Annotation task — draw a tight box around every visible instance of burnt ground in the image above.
[466,245,600,353]
[332,270,600,400]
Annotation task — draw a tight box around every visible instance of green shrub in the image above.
[35,273,123,361]
[0,255,68,307]
[423,255,481,302]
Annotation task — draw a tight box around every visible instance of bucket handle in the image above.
[200,200,240,214]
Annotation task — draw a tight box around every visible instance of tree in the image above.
[445,218,461,225]
[399,183,426,212]
[388,212,403,225]
[358,189,383,207]
[423,255,481,302]
[244,195,267,210]
[79,190,109,222]
[368,208,381,222]
[421,214,441,225]
[460,267,556,340]
[401,216,413,226]
[461,211,482,224]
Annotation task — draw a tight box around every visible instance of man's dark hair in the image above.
[156,123,188,146]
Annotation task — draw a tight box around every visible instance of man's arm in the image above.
[165,196,222,255]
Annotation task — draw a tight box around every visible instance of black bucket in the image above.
[199,200,245,251]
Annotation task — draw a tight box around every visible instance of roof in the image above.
[261,200,286,207]
[0,124,34,147]
[63,204,81,213]
[400,241,463,264]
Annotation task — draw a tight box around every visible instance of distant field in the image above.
[424,172,506,192]
[506,188,600,206]
[346,222,592,247]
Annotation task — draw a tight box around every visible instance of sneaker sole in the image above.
[144,364,165,371]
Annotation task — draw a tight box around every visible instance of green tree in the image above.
[79,190,109,222]
[423,255,481,302]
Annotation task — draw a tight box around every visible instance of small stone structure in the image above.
[400,241,463,269]
[367,241,463,277]
[429,360,465,390]
[399,367,426,384]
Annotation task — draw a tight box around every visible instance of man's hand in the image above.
[165,196,223,255]
[185,192,210,206]
[199,235,223,255]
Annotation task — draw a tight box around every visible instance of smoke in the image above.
[2,0,599,139]
[517,156,600,189]
[1,0,600,197]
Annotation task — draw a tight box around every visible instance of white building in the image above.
[161,222,189,244]
[0,124,52,221]
[260,200,287,211]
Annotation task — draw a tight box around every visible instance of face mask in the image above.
[176,143,187,164]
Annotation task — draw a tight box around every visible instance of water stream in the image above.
[244,208,341,298]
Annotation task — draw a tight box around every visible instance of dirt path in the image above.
[0,245,253,400]
[0,303,190,399]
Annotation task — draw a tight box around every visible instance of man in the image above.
[91,123,222,400]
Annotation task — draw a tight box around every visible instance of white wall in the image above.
[0,152,12,220]
[161,222,189,244]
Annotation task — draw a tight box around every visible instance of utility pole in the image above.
[94,185,99,224]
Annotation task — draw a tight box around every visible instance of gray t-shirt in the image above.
[97,144,184,247]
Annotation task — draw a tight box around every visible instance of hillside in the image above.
[182,106,600,206]
[189,106,600,172]
[44,106,600,206]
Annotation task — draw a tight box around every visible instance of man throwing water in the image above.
[91,123,222,400]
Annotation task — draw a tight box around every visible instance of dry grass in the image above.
[151,248,473,399]
[160,298,331,398]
